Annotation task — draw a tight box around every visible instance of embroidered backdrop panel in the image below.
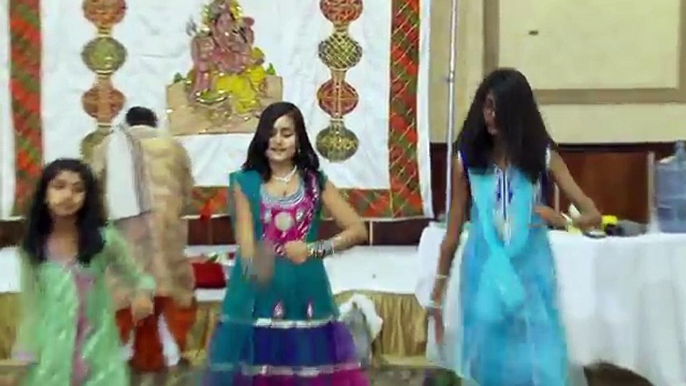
[0,0,433,219]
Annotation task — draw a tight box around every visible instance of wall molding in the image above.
[483,0,686,105]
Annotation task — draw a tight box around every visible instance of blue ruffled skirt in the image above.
[451,228,569,386]
[204,257,368,386]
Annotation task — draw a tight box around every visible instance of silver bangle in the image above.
[307,239,335,259]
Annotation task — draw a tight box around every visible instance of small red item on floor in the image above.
[192,260,227,289]
[199,199,213,222]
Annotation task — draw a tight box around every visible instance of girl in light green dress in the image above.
[13,158,156,385]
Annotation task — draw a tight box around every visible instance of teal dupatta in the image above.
[451,164,571,385]
[468,168,535,322]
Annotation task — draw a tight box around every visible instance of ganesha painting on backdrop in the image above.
[167,0,283,135]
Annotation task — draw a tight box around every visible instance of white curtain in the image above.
[0,1,15,219]
[2,0,433,219]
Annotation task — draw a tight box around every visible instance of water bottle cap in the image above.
[676,141,686,159]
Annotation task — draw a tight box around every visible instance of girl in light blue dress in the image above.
[429,69,601,386]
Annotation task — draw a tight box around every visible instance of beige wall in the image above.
[428,0,686,143]
[428,0,482,142]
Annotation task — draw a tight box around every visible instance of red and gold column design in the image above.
[9,0,43,215]
[79,0,127,161]
[316,0,363,162]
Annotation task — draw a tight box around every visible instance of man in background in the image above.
[91,106,196,372]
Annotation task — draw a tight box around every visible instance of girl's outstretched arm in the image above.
[320,179,368,251]
[105,227,155,320]
[432,156,469,303]
[105,226,156,292]
[548,150,601,229]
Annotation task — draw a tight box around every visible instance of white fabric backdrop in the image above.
[0,0,433,218]
[0,4,14,219]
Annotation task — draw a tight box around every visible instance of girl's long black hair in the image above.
[22,158,106,265]
[243,101,323,188]
[456,68,555,183]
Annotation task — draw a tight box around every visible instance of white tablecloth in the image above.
[189,245,421,302]
[415,222,686,386]
[0,247,19,293]
[0,244,420,365]
[0,245,421,301]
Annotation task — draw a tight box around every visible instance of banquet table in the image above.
[415,222,686,386]
[1,245,422,300]
[0,244,428,362]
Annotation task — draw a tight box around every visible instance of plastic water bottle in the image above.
[655,141,686,233]
[677,141,686,161]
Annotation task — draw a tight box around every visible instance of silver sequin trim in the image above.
[209,361,362,376]
[220,315,336,329]
[260,182,305,207]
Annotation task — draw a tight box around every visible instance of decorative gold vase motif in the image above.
[79,0,128,162]
[316,0,363,162]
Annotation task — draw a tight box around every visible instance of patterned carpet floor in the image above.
[0,362,654,386]
[128,367,432,386]
[126,364,653,386]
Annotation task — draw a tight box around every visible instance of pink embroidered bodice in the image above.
[259,176,319,256]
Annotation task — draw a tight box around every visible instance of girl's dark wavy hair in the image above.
[456,68,555,183]
[243,101,323,189]
[22,158,106,266]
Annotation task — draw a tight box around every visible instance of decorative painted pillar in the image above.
[79,0,127,162]
[316,0,363,162]
[9,0,43,215]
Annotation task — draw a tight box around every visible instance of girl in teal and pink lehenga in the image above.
[204,102,369,385]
